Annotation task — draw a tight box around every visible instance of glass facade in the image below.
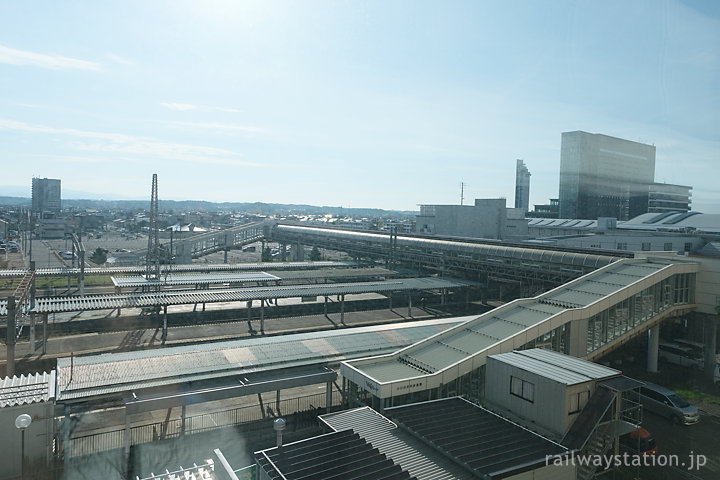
[586,273,695,355]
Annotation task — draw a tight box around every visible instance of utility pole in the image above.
[460,181,466,206]
[145,174,160,281]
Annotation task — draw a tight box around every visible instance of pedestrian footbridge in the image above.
[341,257,699,408]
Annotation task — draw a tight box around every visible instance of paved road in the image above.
[624,412,720,480]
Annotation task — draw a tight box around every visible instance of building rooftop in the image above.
[386,398,568,479]
[255,428,416,480]
[321,406,474,480]
[488,349,620,385]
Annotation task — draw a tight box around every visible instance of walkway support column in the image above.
[407,293,412,317]
[260,300,265,334]
[326,381,332,411]
[63,406,71,471]
[6,297,16,377]
[29,313,35,353]
[647,324,660,373]
[340,295,345,326]
[124,407,131,476]
[247,301,253,332]
[42,313,48,355]
[162,305,168,343]
[181,405,186,435]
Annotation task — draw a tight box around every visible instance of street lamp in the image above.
[15,413,32,480]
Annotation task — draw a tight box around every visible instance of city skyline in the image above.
[1,1,718,213]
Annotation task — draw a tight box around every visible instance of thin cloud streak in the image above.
[0,44,101,71]
[105,53,135,66]
[0,118,263,168]
[159,102,242,113]
[169,121,266,135]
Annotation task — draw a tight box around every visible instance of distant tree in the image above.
[309,246,321,261]
[90,247,107,265]
[261,247,272,262]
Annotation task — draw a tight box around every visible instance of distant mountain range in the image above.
[0,192,416,218]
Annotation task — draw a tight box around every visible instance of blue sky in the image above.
[1,0,718,213]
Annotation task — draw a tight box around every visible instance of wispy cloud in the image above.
[159,102,242,113]
[105,53,135,66]
[160,102,199,111]
[169,121,266,135]
[0,118,262,167]
[0,44,101,71]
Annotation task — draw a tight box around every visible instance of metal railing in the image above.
[64,390,343,459]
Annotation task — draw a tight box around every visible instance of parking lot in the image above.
[600,337,720,480]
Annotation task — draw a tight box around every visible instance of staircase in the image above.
[562,387,617,480]
[562,387,615,450]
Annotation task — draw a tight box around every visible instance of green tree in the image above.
[90,247,107,265]
[261,247,272,262]
[309,246,321,261]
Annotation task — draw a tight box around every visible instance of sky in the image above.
[0,0,718,213]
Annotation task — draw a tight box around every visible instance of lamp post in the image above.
[15,413,32,480]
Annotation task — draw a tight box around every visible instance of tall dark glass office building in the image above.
[558,131,656,220]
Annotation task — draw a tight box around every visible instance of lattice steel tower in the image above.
[146,173,161,280]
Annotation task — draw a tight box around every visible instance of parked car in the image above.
[658,341,703,370]
[638,382,699,425]
[60,251,74,260]
[619,427,658,456]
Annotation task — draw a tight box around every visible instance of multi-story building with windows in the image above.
[514,159,531,213]
[31,177,62,218]
[559,131,656,220]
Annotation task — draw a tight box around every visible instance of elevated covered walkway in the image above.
[341,257,699,406]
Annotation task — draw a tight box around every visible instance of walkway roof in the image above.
[56,317,466,403]
[0,260,355,279]
[110,271,280,288]
[0,371,56,408]
[341,258,699,398]
[23,277,471,315]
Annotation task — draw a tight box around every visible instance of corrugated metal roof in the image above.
[489,354,592,385]
[273,267,394,280]
[320,407,475,480]
[490,349,619,385]
[386,398,568,479]
[0,261,354,278]
[56,318,464,401]
[32,277,472,314]
[0,371,56,408]
[111,272,280,287]
[255,428,414,480]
